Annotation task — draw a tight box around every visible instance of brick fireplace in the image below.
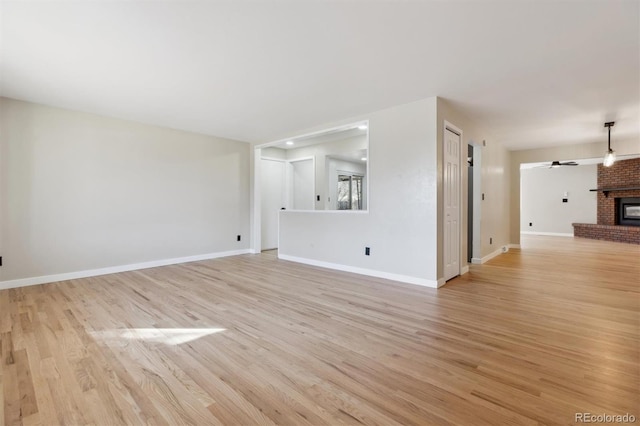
[573,157,640,244]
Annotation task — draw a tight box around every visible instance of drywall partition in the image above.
[278,98,439,286]
[436,98,511,269]
[510,139,640,245]
[0,97,251,287]
[520,165,597,235]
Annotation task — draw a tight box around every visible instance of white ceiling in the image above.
[1,1,638,149]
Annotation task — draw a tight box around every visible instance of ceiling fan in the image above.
[538,160,579,168]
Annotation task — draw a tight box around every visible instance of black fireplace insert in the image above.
[617,197,640,226]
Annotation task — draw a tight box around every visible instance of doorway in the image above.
[467,144,474,263]
[260,158,286,250]
[288,158,315,210]
[470,143,482,264]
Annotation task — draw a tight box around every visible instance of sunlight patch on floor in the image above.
[91,328,226,346]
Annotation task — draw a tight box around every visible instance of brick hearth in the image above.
[572,157,640,245]
[573,223,640,244]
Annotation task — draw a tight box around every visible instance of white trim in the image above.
[260,156,286,162]
[279,209,369,215]
[252,148,262,253]
[255,120,369,150]
[521,231,573,237]
[481,248,502,263]
[0,249,251,291]
[287,156,315,163]
[509,244,521,249]
[278,253,442,288]
[471,245,510,264]
[471,144,483,261]
[461,265,470,275]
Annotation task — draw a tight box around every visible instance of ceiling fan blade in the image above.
[531,160,578,168]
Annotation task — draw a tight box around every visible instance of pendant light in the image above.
[603,121,616,167]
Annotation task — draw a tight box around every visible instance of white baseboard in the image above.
[471,245,510,264]
[277,253,442,288]
[509,244,521,249]
[0,249,251,291]
[461,265,470,275]
[521,231,573,237]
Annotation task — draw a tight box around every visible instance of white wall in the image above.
[275,96,512,285]
[0,97,250,283]
[261,146,287,160]
[278,98,439,286]
[510,139,640,244]
[520,165,597,235]
[437,98,511,266]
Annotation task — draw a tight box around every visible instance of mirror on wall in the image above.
[260,122,369,211]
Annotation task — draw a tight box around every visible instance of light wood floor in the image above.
[1,236,638,425]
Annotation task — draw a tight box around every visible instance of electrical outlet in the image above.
[317,195,320,201]
[365,247,370,256]
[529,222,532,227]
[0,256,2,267]
[490,237,493,244]
[237,235,241,242]
[482,193,485,201]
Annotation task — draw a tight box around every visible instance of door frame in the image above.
[470,143,482,264]
[286,156,316,211]
[443,120,463,281]
[259,157,287,251]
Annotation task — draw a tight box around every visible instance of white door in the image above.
[444,127,461,280]
[260,159,286,250]
[290,159,314,210]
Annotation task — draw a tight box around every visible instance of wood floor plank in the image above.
[0,235,638,425]
[13,349,38,419]
[21,339,57,426]
[0,368,4,426]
